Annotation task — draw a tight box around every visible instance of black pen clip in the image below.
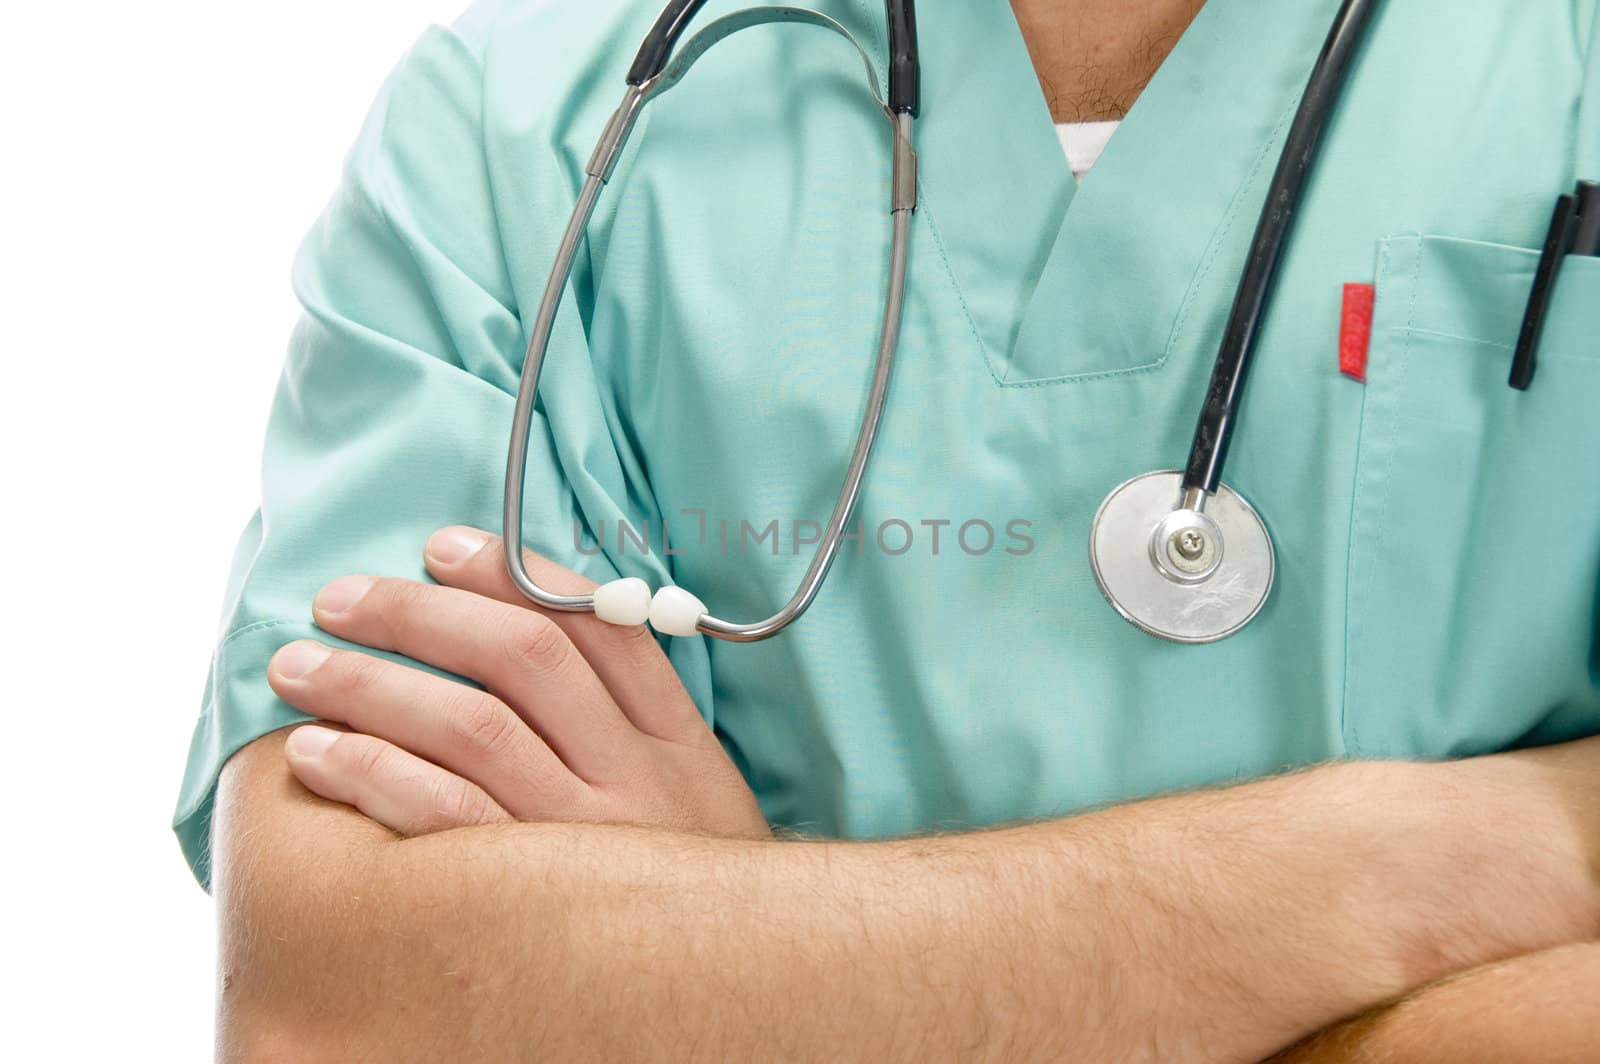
[1511,181,1600,390]
[1510,194,1579,390]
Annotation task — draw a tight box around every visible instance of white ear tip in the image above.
[592,577,651,627]
[649,586,707,637]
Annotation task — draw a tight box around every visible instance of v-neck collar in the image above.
[903,0,1353,386]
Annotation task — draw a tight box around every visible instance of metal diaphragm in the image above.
[1089,471,1275,644]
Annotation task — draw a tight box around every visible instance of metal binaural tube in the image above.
[503,171,610,613]
[697,116,916,641]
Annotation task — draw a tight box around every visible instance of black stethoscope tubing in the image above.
[1183,0,1381,495]
[629,1,922,114]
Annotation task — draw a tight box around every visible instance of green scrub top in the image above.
[176,0,1600,886]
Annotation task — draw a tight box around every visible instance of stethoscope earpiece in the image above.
[591,579,708,637]
[591,577,652,627]
[649,586,709,637]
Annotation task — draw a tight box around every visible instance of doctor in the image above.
[181,0,1600,1059]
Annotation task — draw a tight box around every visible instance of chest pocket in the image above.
[1343,235,1600,757]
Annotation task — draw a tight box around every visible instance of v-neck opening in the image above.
[908,0,1351,387]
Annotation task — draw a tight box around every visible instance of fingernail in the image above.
[285,725,339,760]
[273,640,331,680]
[315,575,375,614]
[427,526,490,565]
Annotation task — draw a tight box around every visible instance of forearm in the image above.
[1271,941,1600,1063]
[218,743,1600,1063]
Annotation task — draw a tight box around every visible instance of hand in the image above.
[266,526,770,840]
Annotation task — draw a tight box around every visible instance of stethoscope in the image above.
[503,0,1382,645]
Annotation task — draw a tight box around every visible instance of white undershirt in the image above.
[1055,120,1122,179]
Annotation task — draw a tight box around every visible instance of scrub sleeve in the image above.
[171,18,663,888]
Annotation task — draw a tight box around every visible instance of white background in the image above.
[2,2,470,1056]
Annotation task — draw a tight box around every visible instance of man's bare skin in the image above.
[1011,0,1207,121]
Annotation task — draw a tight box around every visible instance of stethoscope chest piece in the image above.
[1089,471,1274,644]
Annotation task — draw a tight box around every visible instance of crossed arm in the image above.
[1271,944,1600,1063]
[213,527,1600,1062]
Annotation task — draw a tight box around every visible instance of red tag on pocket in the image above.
[1339,283,1375,382]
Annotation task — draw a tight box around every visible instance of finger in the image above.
[423,525,705,742]
[311,576,637,783]
[268,640,589,819]
[283,724,512,837]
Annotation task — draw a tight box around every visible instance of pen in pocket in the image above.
[1510,179,1600,390]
